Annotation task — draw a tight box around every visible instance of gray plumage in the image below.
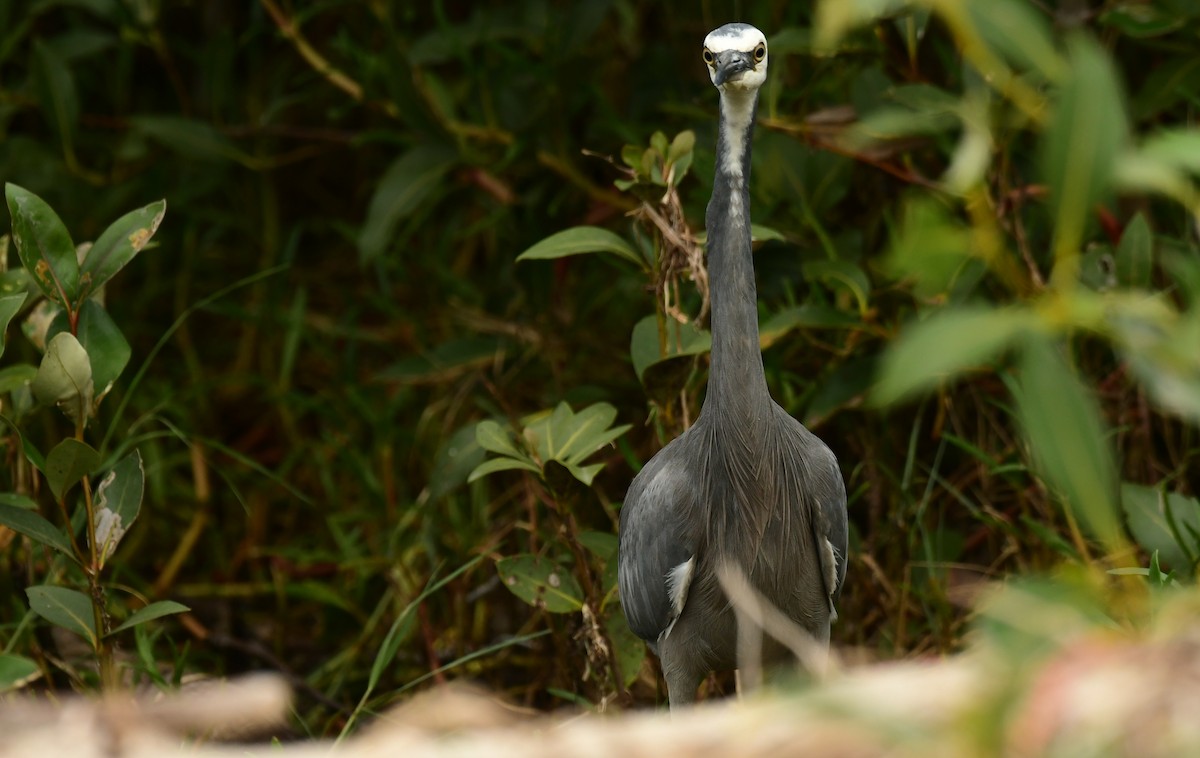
[617,23,849,708]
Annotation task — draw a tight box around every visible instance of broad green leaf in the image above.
[72,300,129,399]
[0,492,37,510]
[802,259,871,315]
[495,554,584,613]
[630,314,712,383]
[0,292,27,359]
[79,199,165,300]
[358,145,458,263]
[760,304,859,348]
[0,364,36,396]
[516,226,644,268]
[0,653,40,692]
[130,115,250,164]
[875,306,1032,405]
[5,184,79,306]
[475,419,525,459]
[966,0,1066,80]
[1114,213,1152,288]
[1041,35,1129,261]
[1015,335,1120,547]
[606,608,646,687]
[32,39,80,159]
[0,502,75,558]
[814,0,910,50]
[26,585,96,648]
[43,437,99,501]
[93,449,143,566]
[1121,482,1200,573]
[32,331,93,423]
[578,530,618,559]
[467,456,540,482]
[885,199,974,299]
[107,600,189,636]
[564,461,604,486]
[667,130,695,164]
[428,423,486,501]
[1139,129,1200,176]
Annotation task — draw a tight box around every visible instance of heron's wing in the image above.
[618,435,699,643]
[775,406,849,612]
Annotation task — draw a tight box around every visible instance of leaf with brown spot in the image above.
[78,199,166,302]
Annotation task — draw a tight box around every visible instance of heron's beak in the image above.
[713,50,754,86]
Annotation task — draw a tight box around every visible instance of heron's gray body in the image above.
[618,23,848,708]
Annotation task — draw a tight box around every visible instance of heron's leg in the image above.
[659,643,702,710]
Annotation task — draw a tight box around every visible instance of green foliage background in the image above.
[2,0,1200,730]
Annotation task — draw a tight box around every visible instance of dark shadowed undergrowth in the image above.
[0,0,1198,737]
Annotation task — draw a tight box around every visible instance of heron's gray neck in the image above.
[701,88,771,422]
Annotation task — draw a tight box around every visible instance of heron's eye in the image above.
[753,43,766,61]
[703,49,714,65]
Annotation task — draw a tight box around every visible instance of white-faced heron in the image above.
[617,22,849,708]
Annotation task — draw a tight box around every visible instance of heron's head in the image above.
[702,23,767,92]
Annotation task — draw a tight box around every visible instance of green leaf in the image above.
[516,226,644,268]
[0,653,41,692]
[1121,482,1200,573]
[1014,335,1120,547]
[0,364,37,396]
[73,300,130,398]
[495,554,584,613]
[0,502,75,558]
[1041,35,1129,260]
[966,0,1066,80]
[1139,129,1200,176]
[466,456,540,483]
[130,115,251,164]
[606,608,646,687]
[26,585,96,648]
[43,437,99,501]
[875,306,1033,405]
[107,599,189,636]
[32,39,80,160]
[667,130,695,164]
[32,331,93,423]
[885,198,974,299]
[0,291,27,360]
[761,304,859,349]
[578,530,618,560]
[802,259,871,315]
[814,0,910,51]
[358,145,458,263]
[0,492,37,510]
[1114,213,1152,288]
[93,449,143,566]
[475,419,525,459]
[79,199,165,300]
[5,184,79,306]
[629,314,711,383]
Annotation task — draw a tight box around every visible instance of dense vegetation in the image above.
[1,0,1199,735]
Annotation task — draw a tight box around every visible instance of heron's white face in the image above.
[702,23,768,92]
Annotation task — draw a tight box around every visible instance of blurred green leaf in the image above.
[966,0,1065,80]
[26,585,96,648]
[79,199,166,301]
[0,653,40,692]
[1114,213,1152,288]
[129,115,250,164]
[875,306,1032,405]
[32,39,79,158]
[885,198,974,299]
[5,184,79,306]
[466,456,539,482]
[358,145,458,263]
[108,600,189,636]
[1015,335,1120,547]
[496,554,584,613]
[1042,35,1129,261]
[516,226,644,268]
[802,259,871,315]
[1122,482,1200,574]
[760,304,859,349]
[814,0,910,50]
[1100,4,1186,37]
[0,502,75,559]
[605,607,646,687]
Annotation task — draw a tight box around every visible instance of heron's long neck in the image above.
[701,88,771,423]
